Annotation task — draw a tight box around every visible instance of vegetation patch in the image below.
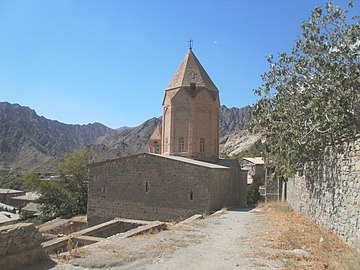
[246,183,261,205]
[258,201,360,270]
[250,2,359,179]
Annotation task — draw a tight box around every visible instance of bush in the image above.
[247,184,261,205]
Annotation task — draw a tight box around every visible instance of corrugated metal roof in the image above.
[9,192,40,201]
[0,211,19,224]
[242,157,264,165]
[22,202,40,213]
[0,202,15,211]
[0,189,24,194]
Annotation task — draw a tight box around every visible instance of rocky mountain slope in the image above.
[0,102,115,170]
[0,102,258,171]
[90,117,162,161]
[218,105,261,156]
[219,105,252,136]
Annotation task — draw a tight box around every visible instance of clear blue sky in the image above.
[0,0,357,128]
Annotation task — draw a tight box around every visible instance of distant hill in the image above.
[90,117,162,161]
[0,102,259,171]
[0,102,115,171]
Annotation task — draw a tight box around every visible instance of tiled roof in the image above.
[166,49,218,92]
[149,125,162,141]
[90,153,230,169]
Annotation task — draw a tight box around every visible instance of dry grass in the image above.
[55,238,88,261]
[133,227,163,240]
[71,215,87,222]
[257,201,360,270]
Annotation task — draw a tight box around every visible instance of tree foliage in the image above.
[0,169,22,190]
[30,149,91,220]
[22,171,40,192]
[233,140,265,166]
[247,183,261,205]
[250,2,359,178]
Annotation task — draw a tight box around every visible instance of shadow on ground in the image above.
[14,258,57,270]
[228,207,254,212]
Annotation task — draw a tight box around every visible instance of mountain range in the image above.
[0,102,259,171]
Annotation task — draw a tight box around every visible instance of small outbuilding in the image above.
[0,189,26,206]
[9,192,40,208]
[242,157,265,186]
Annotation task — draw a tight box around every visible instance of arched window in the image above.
[200,138,205,152]
[153,141,160,154]
[179,137,185,152]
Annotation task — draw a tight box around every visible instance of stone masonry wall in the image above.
[88,154,234,226]
[0,223,45,269]
[213,159,247,209]
[287,136,360,249]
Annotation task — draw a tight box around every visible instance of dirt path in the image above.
[45,208,282,270]
[134,209,282,270]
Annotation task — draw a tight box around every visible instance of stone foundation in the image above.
[0,223,46,269]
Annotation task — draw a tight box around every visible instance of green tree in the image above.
[0,169,22,190]
[37,148,91,220]
[22,171,40,191]
[250,2,359,178]
[233,140,265,166]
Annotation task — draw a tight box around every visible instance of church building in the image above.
[87,48,247,226]
[149,48,219,162]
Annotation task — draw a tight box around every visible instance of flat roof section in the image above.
[151,154,230,169]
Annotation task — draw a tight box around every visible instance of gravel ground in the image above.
[22,208,283,270]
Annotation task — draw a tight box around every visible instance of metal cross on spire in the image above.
[188,38,193,50]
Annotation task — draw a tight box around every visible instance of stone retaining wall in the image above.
[0,223,46,269]
[38,218,87,235]
[287,136,360,249]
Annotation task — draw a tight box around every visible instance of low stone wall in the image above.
[0,223,46,269]
[287,136,360,249]
[42,218,167,254]
[38,218,87,235]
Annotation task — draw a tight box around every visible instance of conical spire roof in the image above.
[149,125,162,141]
[166,49,218,92]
